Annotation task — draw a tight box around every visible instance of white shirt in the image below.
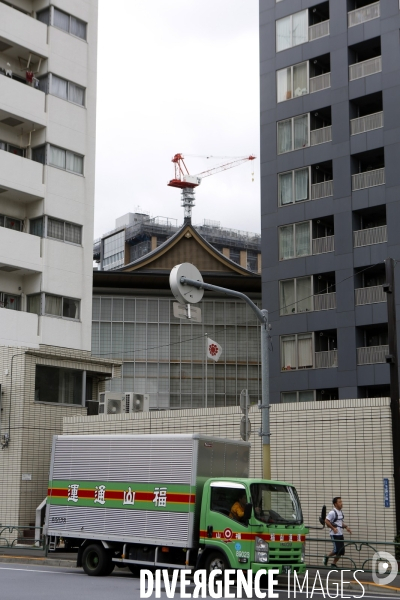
[327,508,344,536]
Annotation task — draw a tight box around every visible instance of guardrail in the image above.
[0,524,45,550]
[311,126,332,146]
[355,285,386,305]
[354,225,387,247]
[314,292,336,311]
[311,180,333,200]
[348,2,380,28]
[352,168,385,191]
[309,20,330,41]
[306,536,398,573]
[310,73,331,94]
[351,111,383,135]
[357,345,389,365]
[315,350,338,369]
[312,235,335,255]
[349,56,382,81]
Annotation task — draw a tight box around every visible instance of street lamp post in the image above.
[169,263,271,479]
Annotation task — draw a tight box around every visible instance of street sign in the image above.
[173,302,202,323]
[170,263,204,305]
[240,389,250,415]
[240,416,251,441]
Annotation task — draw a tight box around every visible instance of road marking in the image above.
[0,566,76,575]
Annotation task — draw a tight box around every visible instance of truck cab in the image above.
[199,478,308,575]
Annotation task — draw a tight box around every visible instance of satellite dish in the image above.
[170,263,204,305]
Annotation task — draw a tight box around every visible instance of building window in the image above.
[276,10,308,52]
[277,114,309,154]
[0,140,25,158]
[103,231,126,270]
[30,217,82,245]
[35,365,83,405]
[0,292,21,311]
[280,277,312,315]
[38,74,85,106]
[0,214,23,232]
[279,221,311,260]
[32,144,84,175]
[277,62,308,102]
[27,294,80,319]
[279,167,310,206]
[281,333,313,371]
[281,390,315,403]
[37,7,87,40]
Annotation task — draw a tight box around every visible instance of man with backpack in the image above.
[323,497,352,567]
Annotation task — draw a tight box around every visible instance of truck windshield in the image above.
[250,483,303,525]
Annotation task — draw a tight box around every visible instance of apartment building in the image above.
[93,212,262,274]
[260,0,400,403]
[0,0,120,527]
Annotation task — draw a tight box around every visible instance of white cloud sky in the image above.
[94,0,260,238]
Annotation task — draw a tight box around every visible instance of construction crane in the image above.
[168,153,256,221]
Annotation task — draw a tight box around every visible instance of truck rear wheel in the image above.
[82,544,113,576]
[205,551,229,575]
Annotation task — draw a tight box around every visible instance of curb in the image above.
[0,555,77,568]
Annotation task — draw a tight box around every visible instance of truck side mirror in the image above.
[319,505,326,527]
[244,503,253,521]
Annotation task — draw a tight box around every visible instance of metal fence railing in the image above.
[306,536,399,573]
[348,2,380,28]
[311,180,333,200]
[353,224,387,247]
[310,126,332,146]
[355,285,386,306]
[309,20,330,41]
[352,168,385,192]
[349,56,382,81]
[357,345,389,365]
[310,73,331,94]
[0,525,45,551]
[351,111,383,136]
[314,292,336,311]
[312,235,335,255]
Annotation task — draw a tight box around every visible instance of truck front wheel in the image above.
[82,544,113,576]
[205,551,229,575]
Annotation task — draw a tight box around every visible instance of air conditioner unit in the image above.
[124,393,150,413]
[98,392,125,416]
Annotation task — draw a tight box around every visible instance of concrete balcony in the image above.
[0,227,42,274]
[314,292,336,311]
[354,225,387,247]
[0,150,44,202]
[315,350,337,369]
[310,73,331,94]
[355,285,386,306]
[0,73,46,128]
[348,2,380,27]
[349,57,382,81]
[0,2,48,58]
[311,180,333,200]
[352,168,385,191]
[310,126,332,146]
[309,20,330,41]
[0,308,40,347]
[312,235,335,255]
[357,345,388,365]
[351,112,383,136]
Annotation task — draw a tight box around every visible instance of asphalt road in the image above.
[0,563,396,600]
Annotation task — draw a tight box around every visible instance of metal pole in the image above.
[180,276,271,478]
[384,257,400,533]
[205,333,208,409]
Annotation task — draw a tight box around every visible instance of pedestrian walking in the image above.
[323,497,352,567]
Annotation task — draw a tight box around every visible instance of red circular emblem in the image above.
[209,343,219,357]
[224,528,233,540]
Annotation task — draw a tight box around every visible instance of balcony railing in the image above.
[314,292,337,311]
[311,180,333,200]
[351,111,383,136]
[309,20,330,41]
[315,350,338,369]
[354,225,387,247]
[352,168,385,191]
[349,56,382,81]
[348,2,380,27]
[357,344,389,365]
[355,285,386,306]
[312,235,335,255]
[310,126,332,146]
[310,73,331,94]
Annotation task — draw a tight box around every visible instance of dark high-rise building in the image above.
[260,0,399,403]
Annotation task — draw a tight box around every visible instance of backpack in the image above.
[330,508,344,527]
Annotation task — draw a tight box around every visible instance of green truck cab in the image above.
[198,478,307,575]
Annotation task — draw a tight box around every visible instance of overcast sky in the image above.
[94,0,260,239]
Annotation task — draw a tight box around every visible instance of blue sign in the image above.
[384,478,390,508]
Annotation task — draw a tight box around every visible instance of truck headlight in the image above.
[255,537,269,563]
